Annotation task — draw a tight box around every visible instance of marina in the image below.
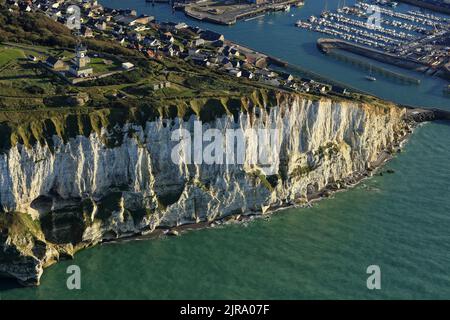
[295,0,450,82]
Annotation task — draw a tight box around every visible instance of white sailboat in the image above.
[365,65,377,82]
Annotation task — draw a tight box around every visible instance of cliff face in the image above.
[0,93,409,285]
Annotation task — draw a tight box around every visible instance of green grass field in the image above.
[0,46,64,109]
[90,57,121,74]
[0,47,25,68]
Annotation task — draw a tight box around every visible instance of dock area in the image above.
[182,0,302,25]
[397,0,450,15]
[326,49,422,85]
[317,38,428,70]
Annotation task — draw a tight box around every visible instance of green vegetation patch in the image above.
[0,47,24,68]
[0,211,44,255]
[291,165,314,178]
[248,169,275,192]
[316,142,340,159]
[90,57,121,74]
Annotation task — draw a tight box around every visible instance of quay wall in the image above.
[397,0,450,15]
[317,38,428,71]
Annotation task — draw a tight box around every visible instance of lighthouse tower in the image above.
[75,44,90,68]
[69,43,93,78]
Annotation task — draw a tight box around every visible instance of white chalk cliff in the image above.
[0,94,409,285]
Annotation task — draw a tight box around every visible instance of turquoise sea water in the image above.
[1,0,449,299]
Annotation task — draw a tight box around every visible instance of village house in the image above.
[80,26,94,38]
[163,45,178,57]
[145,49,157,59]
[255,69,277,79]
[300,84,311,92]
[248,0,267,4]
[173,22,188,30]
[229,69,242,78]
[211,40,224,48]
[222,62,234,70]
[6,0,18,6]
[161,32,175,44]
[94,21,107,31]
[134,25,149,32]
[152,82,171,91]
[221,46,240,58]
[188,48,201,56]
[172,44,184,53]
[301,77,315,84]
[114,15,136,26]
[241,70,254,79]
[199,30,224,42]
[262,78,281,87]
[230,60,241,69]
[114,13,153,27]
[192,39,205,47]
[143,37,161,49]
[127,32,142,42]
[133,15,154,25]
[331,86,349,95]
[159,22,176,32]
[45,56,67,70]
[208,56,220,64]
[51,1,61,9]
[113,25,125,36]
[191,55,210,67]
[122,62,134,70]
[281,73,294,83]
[18,2,31,12]
[219,56,230,65]
[229,47,240,57]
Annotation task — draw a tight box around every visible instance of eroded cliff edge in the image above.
[0,90,411,285]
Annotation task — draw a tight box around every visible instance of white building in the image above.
[122,62,135,70]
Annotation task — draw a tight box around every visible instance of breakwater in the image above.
[397,0,450,15]
[317,38,428,71]
[326,50,422,85]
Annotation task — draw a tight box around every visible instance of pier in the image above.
[406,107,450,122]
[317,38,428,70]
[326,50,422,85]
[397,0,450,15]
